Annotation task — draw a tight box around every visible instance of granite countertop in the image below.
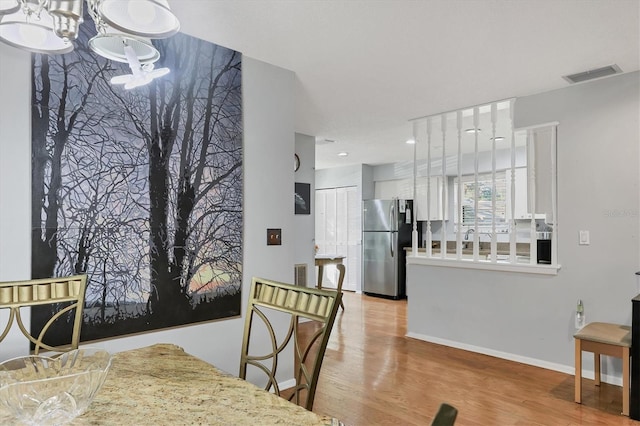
[0,344,337,426]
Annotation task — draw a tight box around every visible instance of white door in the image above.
[315,186,360,292]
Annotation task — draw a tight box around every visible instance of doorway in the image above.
[315,186,361,292]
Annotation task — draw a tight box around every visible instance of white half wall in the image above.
[407,71,640,381]
[0,44,297,385]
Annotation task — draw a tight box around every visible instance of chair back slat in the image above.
[0,275,87,355]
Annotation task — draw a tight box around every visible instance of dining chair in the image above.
[239,276,342,411]
[430,402,458,426]
[0,274,87,354]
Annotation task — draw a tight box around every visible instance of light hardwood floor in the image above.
[308,291,638,425]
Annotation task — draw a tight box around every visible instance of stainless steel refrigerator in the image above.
[362,199,419,299]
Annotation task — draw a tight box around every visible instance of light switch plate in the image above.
[579,230,590,245]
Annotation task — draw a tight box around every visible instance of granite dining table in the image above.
[0,343,339,425]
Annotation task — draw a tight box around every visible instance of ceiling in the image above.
[171,0,640,170]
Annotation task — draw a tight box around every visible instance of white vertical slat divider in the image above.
[490,103,497,262]
[528,129,537,265]
[551,125,558,266]
[456,111,463,260]
[408,101,556,269]
[473,107,480,261]
[440,114,447,259]
[412,120,419,255]
[509,100,517,263]
[426,118,433,257]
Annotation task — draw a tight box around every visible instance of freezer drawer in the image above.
[362,231,398,297]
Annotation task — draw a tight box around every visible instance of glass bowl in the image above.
[0,348,112,426]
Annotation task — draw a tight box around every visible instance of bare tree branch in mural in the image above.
[142,36,242,324]
[31,54,54,278]
[31,49,108,279]
[58,131,147,319]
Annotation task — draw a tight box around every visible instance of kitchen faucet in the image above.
[464,228,475,241]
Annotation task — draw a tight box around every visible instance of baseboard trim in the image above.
[405,331,623,387]
[278,378,296,391]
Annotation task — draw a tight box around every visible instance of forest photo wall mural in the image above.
[30,20,243,343]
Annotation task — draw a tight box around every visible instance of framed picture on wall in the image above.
[28,29,244,345]
[295,182,311,215]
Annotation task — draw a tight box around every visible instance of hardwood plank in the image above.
[302,291,638,425]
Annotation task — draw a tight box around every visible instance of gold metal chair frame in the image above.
[0,275,87,354]
[239,277,342,411]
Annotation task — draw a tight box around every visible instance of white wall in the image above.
[0,45,298,384]
[316,164,363,190]
[406,71,640,382]
[0,43,31,360]
[294,132,316,286]
[362,164,375,200]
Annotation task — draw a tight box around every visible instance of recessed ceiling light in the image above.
[465,128,481,134]
[337,152,349,157]
[406,139,415,145]
[490,136,505,141]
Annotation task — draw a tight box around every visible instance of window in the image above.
[455,171,507,226]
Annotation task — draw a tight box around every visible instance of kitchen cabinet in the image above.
[374,179,412,200]
[374,177,446,221]
[416,177,447,221]
[506,167,545,220]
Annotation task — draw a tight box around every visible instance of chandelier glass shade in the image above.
[88,32,159,63]
[98,0,179,39]
[0,1,74,54]
[0,0,179,63]
[0,0,20,14]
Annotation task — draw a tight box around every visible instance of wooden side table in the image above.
[315,255,345,310]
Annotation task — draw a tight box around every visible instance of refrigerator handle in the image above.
[389,202,396,257]
[390,233,394,258]
[389,201,395,230]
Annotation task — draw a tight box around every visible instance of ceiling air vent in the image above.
[562,64,622,84]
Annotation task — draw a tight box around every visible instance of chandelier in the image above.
[0,0,180,66]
